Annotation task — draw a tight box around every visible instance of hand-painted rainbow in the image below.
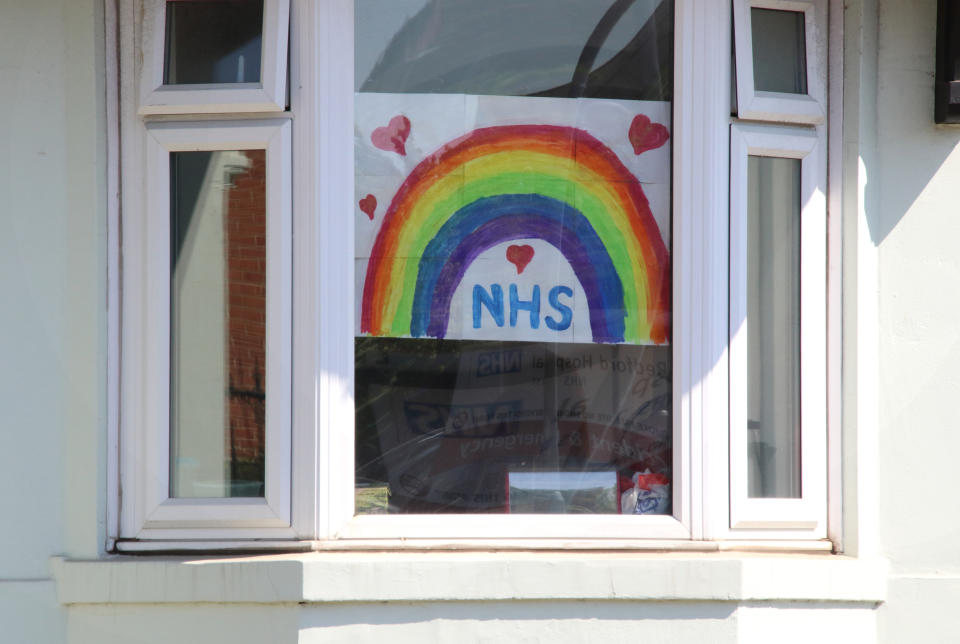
[360,124,670,344]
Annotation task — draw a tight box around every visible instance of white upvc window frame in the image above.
[301,0,729,546]
[113,0,836,550]
[121,120,294,540]
[727,123,827,538]
[733,0,827,125]
[138,0,290,115]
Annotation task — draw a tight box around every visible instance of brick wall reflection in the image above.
[225,149,266,490]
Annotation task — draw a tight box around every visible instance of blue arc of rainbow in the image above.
[411,194,625,342]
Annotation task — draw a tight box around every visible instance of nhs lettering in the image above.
[452,240,589,342]
[472,284,574,332]
[469,238,575,335]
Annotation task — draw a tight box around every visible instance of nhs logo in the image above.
[448,240,592,344]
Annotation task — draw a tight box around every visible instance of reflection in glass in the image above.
[170,150,267,498]
[747,155,801,498]
[164,0,264,85]
[354,1,674,515]
[356,0,673,99]
[356,340,672,513]
[751,8,807,94]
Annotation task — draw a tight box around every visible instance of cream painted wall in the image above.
[874,0,960,575]
[869,0,960,641]
[0,0,106,641]
[66,602,735,644]
[65,600,884,644]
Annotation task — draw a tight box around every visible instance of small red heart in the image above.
[506,244,535,274]
[628,114,669,155]
[371,115,411,156]
[359,194,377,220]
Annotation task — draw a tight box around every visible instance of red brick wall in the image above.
[224,149,266,488]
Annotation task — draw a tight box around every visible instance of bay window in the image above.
[114,0,834,548]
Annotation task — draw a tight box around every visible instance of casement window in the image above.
[728,0,829,537]
[114,0,835,548]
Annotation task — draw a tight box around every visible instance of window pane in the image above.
[356,0,673,99]
[750,8,807,94]
[170,150,266,498]
[747,155,801,499]
[164,0,264,85]
[354,0,674,515]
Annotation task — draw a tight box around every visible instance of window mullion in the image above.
[673,0,733,541]
[308,0,356,540]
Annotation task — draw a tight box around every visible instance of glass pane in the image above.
[356,0,673,98]
[170,149,267,498]
[354,0,674,515]
[750,8,807,94]
[746,155,801,499]
[164,0,264,85]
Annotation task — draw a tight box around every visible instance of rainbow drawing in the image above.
[360,123,670,344]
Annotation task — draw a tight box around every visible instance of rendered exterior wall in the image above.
[0,0,106,641]
[871,0,960,641]
[66,600,880,644]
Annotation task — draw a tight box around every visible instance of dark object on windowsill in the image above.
[936,0,960,123]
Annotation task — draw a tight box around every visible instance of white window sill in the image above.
[51,552,887,606]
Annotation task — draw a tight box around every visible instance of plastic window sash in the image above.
[732,0,827,124]
[728,122,827,536]
[122,119,294,538]
[137,0,290,114]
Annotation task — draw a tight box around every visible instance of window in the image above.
[114,0,833,548]
[353,0,674,522]
[728,0,829,539]
[732,0,826,124]
[729,124,826,532]
[130,120,293,534]
[119,0,297,540]
[138,0,289,113]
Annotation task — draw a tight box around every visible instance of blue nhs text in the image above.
[472,284,573,331]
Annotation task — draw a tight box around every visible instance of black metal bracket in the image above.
[936,0,960,122]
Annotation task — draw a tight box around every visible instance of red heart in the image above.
[628,114,669,155]
[371,115,411,156]
[506,244,535,274]
[359,194,377,220]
